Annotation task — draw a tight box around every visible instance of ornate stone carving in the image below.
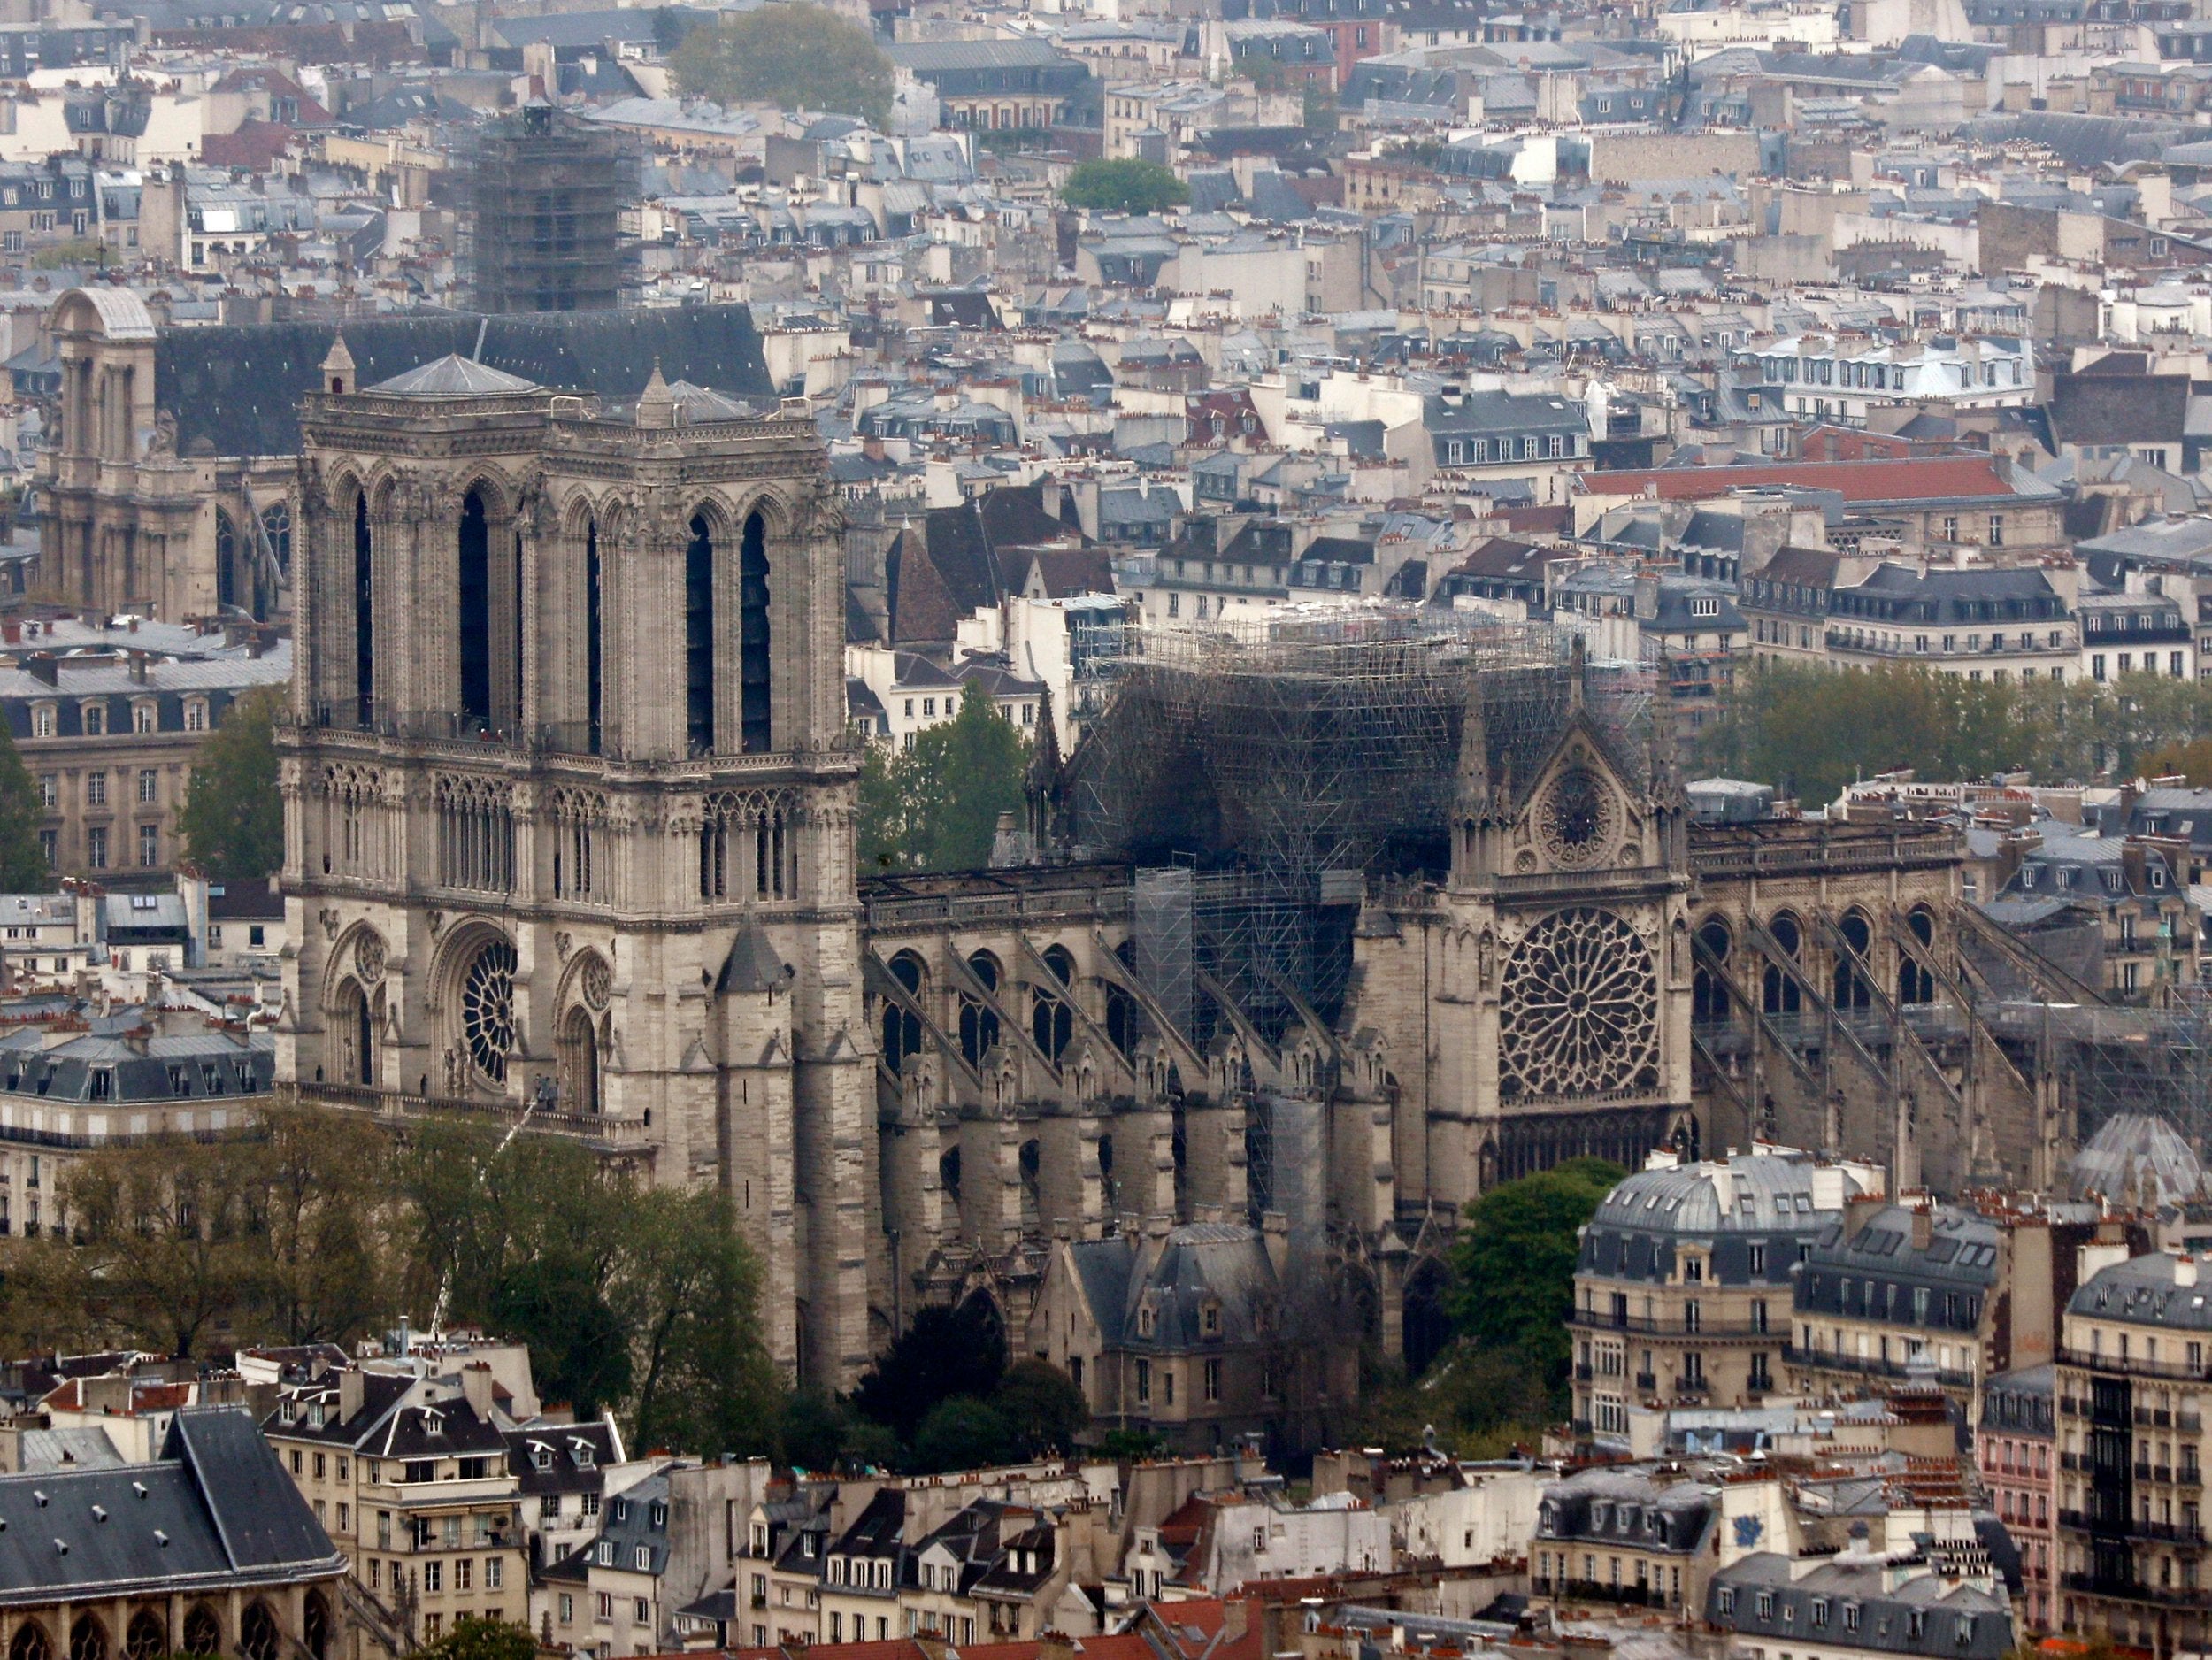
[580,954,612,1011]
[1497,906,1661,1103]
[355,931,387,983]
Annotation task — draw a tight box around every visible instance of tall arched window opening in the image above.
[741,511,771,753]
[458,489,492,731]
[586,519,603,755]
[687,515,714,754]
[215,511,238,611]
[559,1005,601,1114]
[353,490,373,726]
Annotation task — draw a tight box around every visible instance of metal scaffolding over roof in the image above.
[1071,606,1660,1048]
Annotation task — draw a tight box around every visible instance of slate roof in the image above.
[1065,1224,1281,1353]
[0,1024,272,1106]
[2050,371,2192,449]
[1709,1551,2012,1660]
[153,306,770,459]
[2072,1249,2212,1328]
[0,1407,342,1607]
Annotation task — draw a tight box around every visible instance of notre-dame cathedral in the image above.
[280,342,2062,1391]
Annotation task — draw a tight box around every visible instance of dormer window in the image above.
[611,1499,628,1524]
[597,1541,617,1567]
[571,1440,595,1468]
[1137,1303,1156,1339]
[421,1410,443,1436]
[533,1445,552,1472]
[635,1546,651,1572]
[280,1398,297,1424]
[650,1502,667,1528]
[1200,1301,1220,1338]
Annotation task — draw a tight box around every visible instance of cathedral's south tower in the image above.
[279,347,876,1384]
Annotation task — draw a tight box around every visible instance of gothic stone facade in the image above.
[277,352,2057,1395]
[40,288,290,620]
[280,352,877,1385]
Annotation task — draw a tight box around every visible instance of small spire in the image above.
[636,358,676,429]
[320,333,355,396]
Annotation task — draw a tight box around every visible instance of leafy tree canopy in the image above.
[415,1618,536,1660]
[1694,660,2212,803]
[0,718,48,888]
[1448,1157,1622,1403]
[14,1108,780,1464]
[850,1299,1007,1443]
[668,4,893,129]
[910,1396,1013,1474]
[992,1358,1089,1459]
[179,686,283,880]
[857,683,1029,872]
[1062,158,1190,215]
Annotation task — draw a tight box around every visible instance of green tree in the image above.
[0,719,49,888]
[414,1618,536,1660]
[400,1120,633,1415]
[992,1358,1088,1457]
[1448,1157,1622,1403]
[1062,158,1190,215]
[855,684,1029,872]
[241,1105,395,1346]
[851,1299,1007,1442]
[669,4,893,128]
[179,686,283,880]
[617,1187,777,1456]
[910,1396,1013,1473]
[58,1134,267,1357]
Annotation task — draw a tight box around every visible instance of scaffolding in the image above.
[458,104,641,315]
[1071,607,1660,1047]
[1983,988,2212,1160]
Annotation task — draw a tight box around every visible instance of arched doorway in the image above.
[1402,1258,1452,1376]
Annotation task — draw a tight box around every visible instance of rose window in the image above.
[1497,907,1660,1101]
[460,937,518,1083]
[1539,767,1615,869]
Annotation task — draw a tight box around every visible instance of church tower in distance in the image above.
[280,344,878,1385]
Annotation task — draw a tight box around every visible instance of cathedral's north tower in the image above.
[280,346,877,1385]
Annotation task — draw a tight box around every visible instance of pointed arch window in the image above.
[741,511,771,753]
[458,489,492,731]
[687,515,714,755]
[354,490,373,726]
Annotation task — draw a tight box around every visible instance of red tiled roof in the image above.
[1583,457,2020,504]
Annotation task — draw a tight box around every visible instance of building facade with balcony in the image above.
[1571,1145,1883,1449]
[1789,1202,2019,1419]
[1531,1466,1721,1612]
[265,1364,532,1656]
[1980,1363,2055,1632]
[2078,589,2194,683]
[2055,1249,2212,1654]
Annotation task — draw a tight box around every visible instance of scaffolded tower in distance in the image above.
[459,104,639,314]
